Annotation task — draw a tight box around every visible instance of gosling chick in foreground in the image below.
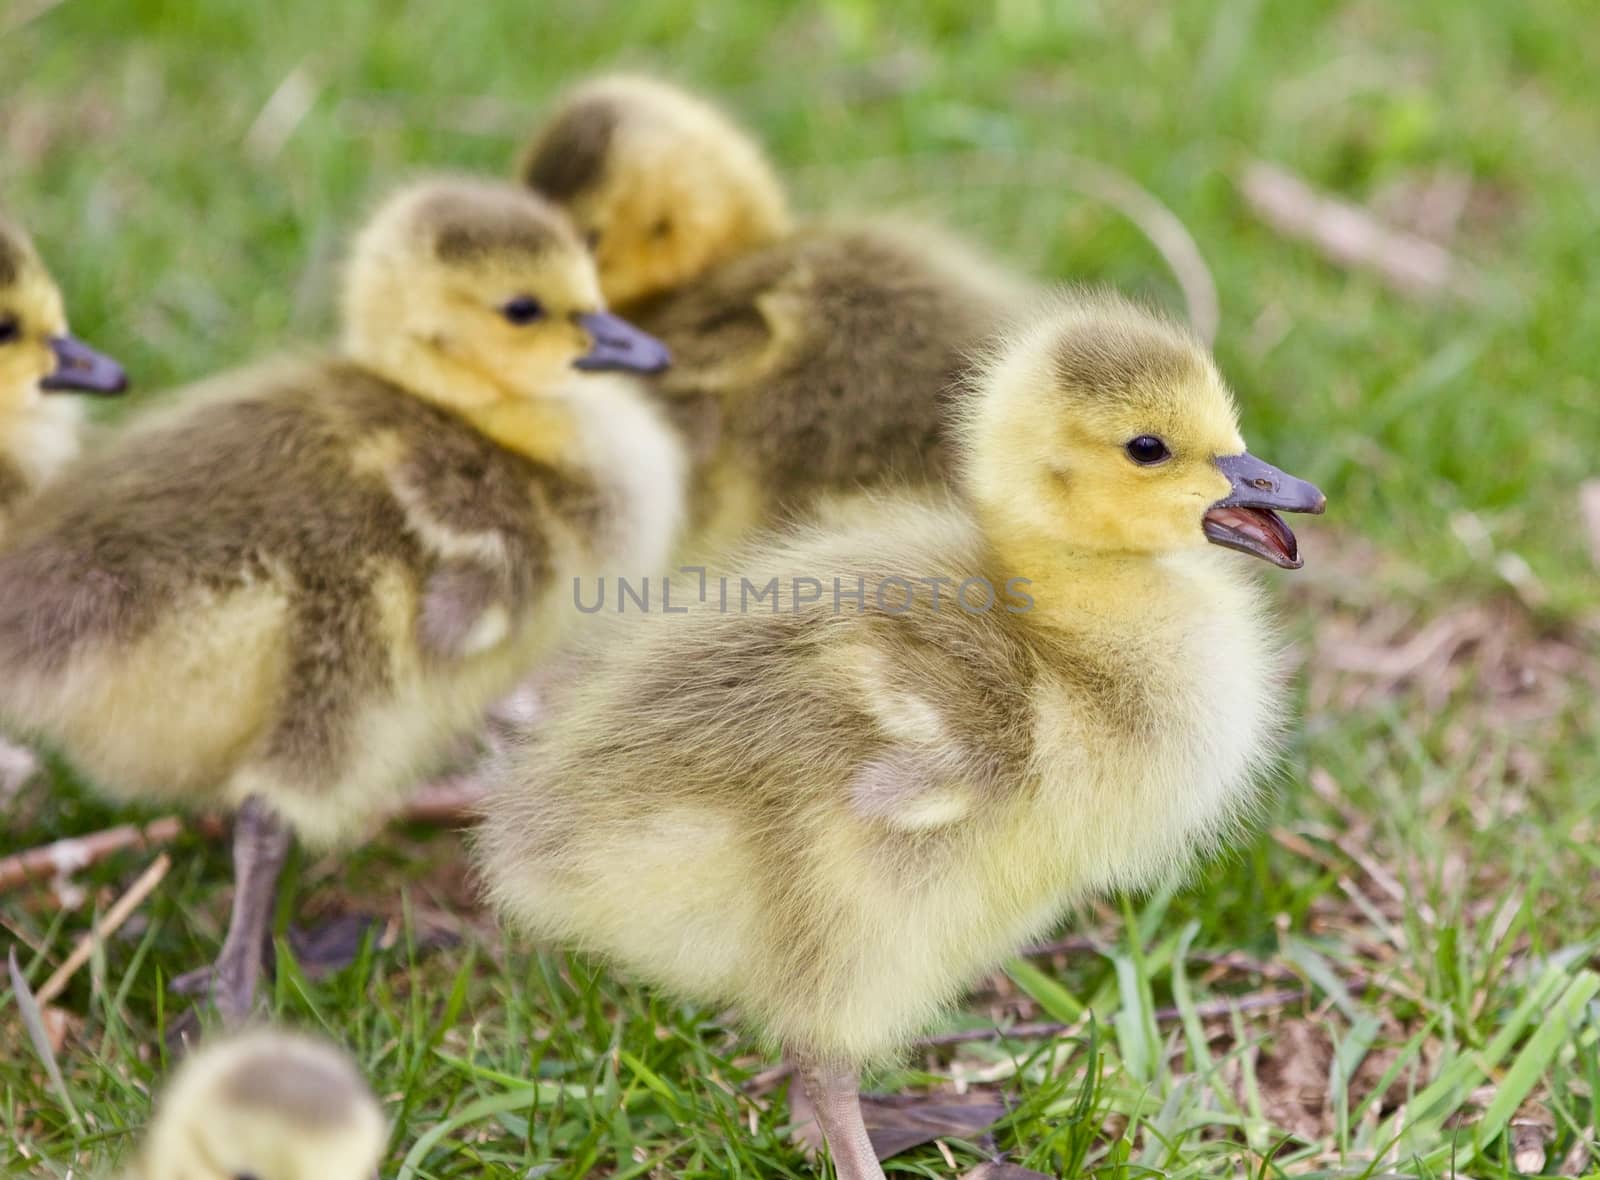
[476,293,1325,1180]
[0,177,683,1027]
[0,210,128,796]
[123,1029,385,1180]
[520,75,1031,550]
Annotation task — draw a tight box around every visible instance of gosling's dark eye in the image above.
[501,296,546,326]
[0,317,19,345]
[584,228,601,251]
[1125,435,1171,465]
[649,217,672,240]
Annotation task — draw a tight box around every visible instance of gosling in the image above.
[475,292,1325,1180]
[0,177,683,1026]
[520,74,1031,550]
[0,209,128,533]
[122,1029,386,1180]
[0,209,127,796]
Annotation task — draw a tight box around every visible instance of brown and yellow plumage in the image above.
[0,177,684,1023]
[0,209,126,539]
[0,208,127,802]
[476,293,1325,1180]
[519,75,1033,552]
[0,358,642,841]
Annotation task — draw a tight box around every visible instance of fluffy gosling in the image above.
[0,209,127,798]
[0,177,683,1026]
[520,74,1030,550]
[519,74,791,310]
[475,292,1325,1180]
[123,1029,385,1180]
[0,208,127,538]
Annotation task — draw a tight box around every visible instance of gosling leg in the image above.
[171,796,291,1027]
[795,1057,885,1180]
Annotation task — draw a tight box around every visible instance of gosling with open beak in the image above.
[1203,452,1326,569]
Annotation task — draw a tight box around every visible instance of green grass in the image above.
[2,1,1599,1176]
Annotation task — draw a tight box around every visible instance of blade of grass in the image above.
[1006,956,1088,1024]
[1118,895,1162,1086]
[7,948,82,1132]
[1170,923,1215,1075]
[1282,937,1359,1020]
[1331,1012,1384,1156]
[1403,960,1568,1127]
[1110,948,1157,1084]
[1476,970,1600,1146]
[1349,1014,1440,1128]
[396,1087,540,1180]
[432,1050,593,1100]
[617,1050,685,1119]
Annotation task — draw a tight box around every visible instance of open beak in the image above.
[1202,452,1326,569]
[572,311,670,374]
[40,334,128,395]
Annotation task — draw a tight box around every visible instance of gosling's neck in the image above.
[344,334,577,467]
[722,209,787,267]
[0,395,83,494]
[980,516,1226,637]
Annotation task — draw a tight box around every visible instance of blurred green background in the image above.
[3,2,1598,1176]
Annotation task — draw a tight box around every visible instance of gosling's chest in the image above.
[2,402,82,497]
[1026,595,1283,895]
[0,452,27,518]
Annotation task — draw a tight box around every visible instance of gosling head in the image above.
[965,293,1325,569]
[341,176,669,414]
[518,75,791,308]
[0,210,127,419]
[134,1030,386,1180]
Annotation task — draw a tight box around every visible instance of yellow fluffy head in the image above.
[518,75,791,308]
[0,213,70,416]
[962,292,1248,560]
[342,176,667,418]
[133,1030,386,1180]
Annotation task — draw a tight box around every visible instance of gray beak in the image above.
[40,334,129,395]
[573,311,671,374]
[1202,452,1327,569]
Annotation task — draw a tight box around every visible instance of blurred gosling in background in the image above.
[0,208,127,537]
[521,74,1033,551]
[0,209,127,799]
[0,177,682,1027]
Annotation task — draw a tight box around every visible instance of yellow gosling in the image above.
[475,291,1325,1180]
[0,208,127,798]
[519,74,791,310]
[0,177,684,1026]
[124,1029,385,1180]
[519,74,1033,552]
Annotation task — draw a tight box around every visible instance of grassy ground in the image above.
[2,0,1598,1176]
